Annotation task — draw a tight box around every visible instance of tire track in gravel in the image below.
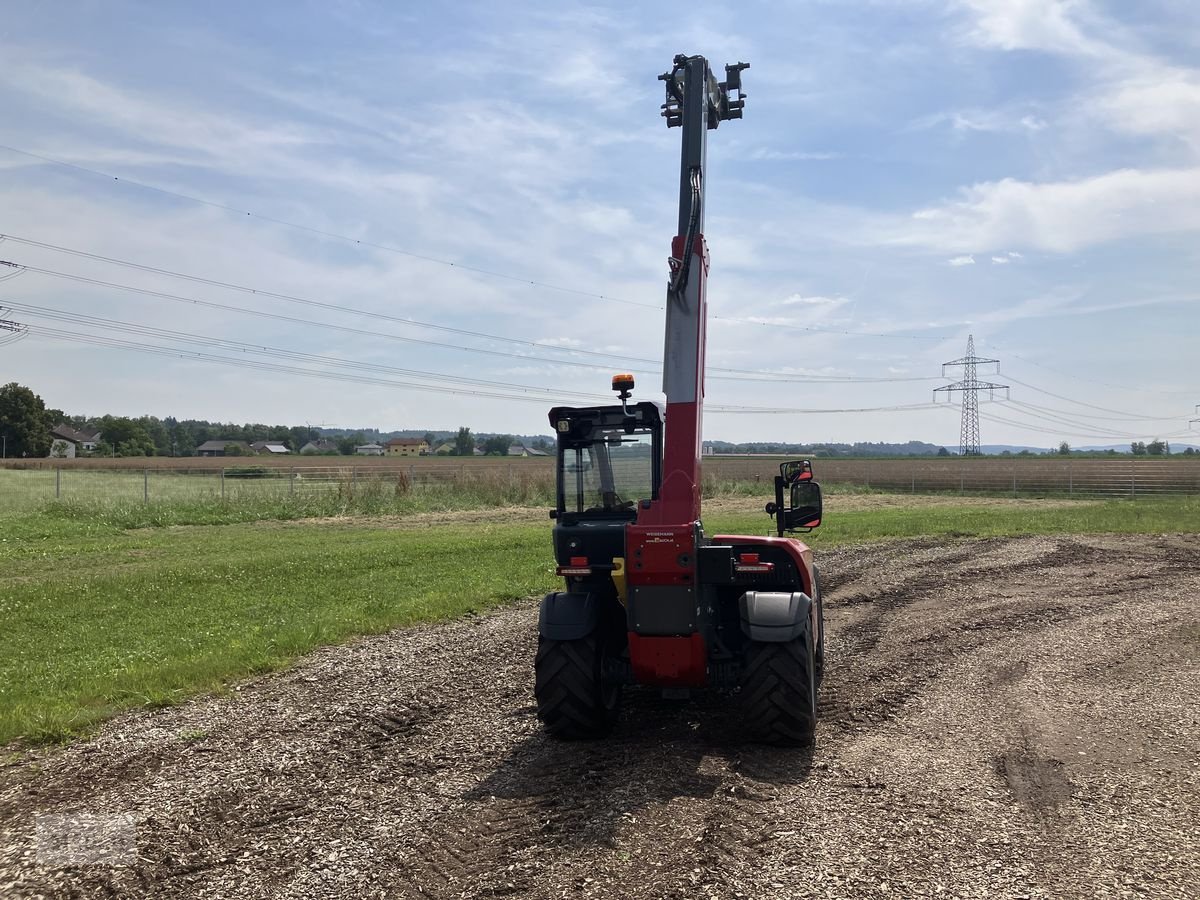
[2,533,1198,899]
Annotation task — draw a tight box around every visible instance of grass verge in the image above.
[1,495,1196,745]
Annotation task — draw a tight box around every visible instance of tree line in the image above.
[0,383,529,458]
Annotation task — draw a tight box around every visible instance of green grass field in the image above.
[1,492,1197,746]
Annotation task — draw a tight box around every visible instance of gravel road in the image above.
[2,533,1197,899]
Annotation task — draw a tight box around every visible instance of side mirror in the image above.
[783,480,822,531]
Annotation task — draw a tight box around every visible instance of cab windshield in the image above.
[559,427,655,515]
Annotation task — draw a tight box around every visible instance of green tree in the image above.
[0,382,51,458]
[336,432,365,455]
[936,446,950,457]
[1146,440,1168,456]
[1058,441,1071,455]
[483,434,513,456]
[454,427,474,456]
[96,416,155,456]
[1131,441,1147,455]
[288,426,316,452]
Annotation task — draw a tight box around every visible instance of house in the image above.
[300,439,339,454]
[507,444,549,457]
[355,442,385,456]
[250,441,290,455]
[48,424,101,458]
[386,437,428,457]
[196,439,252,457]
[432,441,456,455]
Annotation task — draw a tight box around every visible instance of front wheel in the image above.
[740,628,817,746]
[534,633,621,739]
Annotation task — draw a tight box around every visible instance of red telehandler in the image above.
[535,54,825,745]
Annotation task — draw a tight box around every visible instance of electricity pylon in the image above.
[934,334,1009,456]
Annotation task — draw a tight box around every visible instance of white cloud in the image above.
[990,255,1010,264]
[909,107,1048,134]
[779,294,849,307]
[1096,72,1200,149]
[749,148,842,161]
[954,0,1112,58]
[904,167,1200,253]
[946,255,976,266]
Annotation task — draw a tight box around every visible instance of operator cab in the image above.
[548,399,662,524]
[548,376,663,568]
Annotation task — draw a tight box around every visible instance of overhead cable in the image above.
[0,151,952,341]
[0,253,945,384]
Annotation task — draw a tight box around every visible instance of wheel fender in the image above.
[739,591,812,643]
[538,592,598,642]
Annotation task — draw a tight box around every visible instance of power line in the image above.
[25,325,615,405]
[0,308,28,348]
[708,402,947,415]
[1003,375,1174,420]
[4,301,615,403]
[1007,398,1185,423]
[0,153,952,341]
[999,400,1146,440]
[0,147,659,310]
[982,338,1195,398]
[17,320,940,417]
[978,408,1193,442]
[0,253,944,384]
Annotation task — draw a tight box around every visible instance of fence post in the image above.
[352,466,358,490]
[1012,466,1017,498]
[911,473,915,494]
[289,466,295,495]
[143,468,149,504]
[56,467,61,499]
[1068,461,1073,497]
[1131,462,1136,499]
[221,467,225,501]
[960,469,965,495]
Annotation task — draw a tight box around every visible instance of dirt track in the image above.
[2,533,1198,899]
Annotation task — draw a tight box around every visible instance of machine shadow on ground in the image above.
[460,686,814,849]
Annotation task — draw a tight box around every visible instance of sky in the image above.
[1,0,1197,448]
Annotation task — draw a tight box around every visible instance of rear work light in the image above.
[557,555,593,576]
[734,552,775,574]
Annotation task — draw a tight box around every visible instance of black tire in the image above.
[813,567,825,680]
[740,628,817,746]
[534,633,620,739]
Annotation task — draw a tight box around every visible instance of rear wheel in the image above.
[740,627,817,746]
[535,633,621,739]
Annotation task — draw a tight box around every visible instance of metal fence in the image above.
[0,463,554,513]
[704,457,1200,498]
[2,457,1198,513]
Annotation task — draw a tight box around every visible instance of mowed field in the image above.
[0,491,1197,897]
